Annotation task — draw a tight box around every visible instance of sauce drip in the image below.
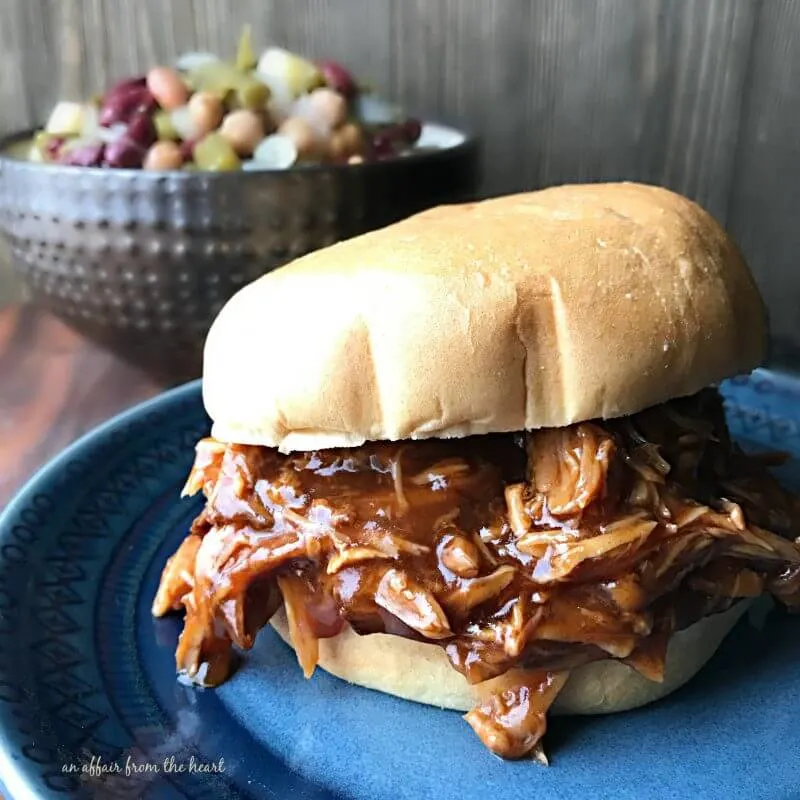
[153,389,800,759]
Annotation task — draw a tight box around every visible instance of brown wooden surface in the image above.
[0,304,161,509]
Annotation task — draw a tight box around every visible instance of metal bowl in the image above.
[0,124,478,384]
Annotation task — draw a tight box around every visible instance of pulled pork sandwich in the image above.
[153,182,800,760]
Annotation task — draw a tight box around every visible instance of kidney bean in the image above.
[318,60,357,97]
[104,138,145,168]
[402,117,422,144]
[111,76,147,92]
[370,129,398,159]
[179,138,197,162]
[126,111,157,149]
[100,84,156,127]
[45,136,66,160]
[60,142,106,167]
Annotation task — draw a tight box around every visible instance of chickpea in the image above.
[260,108,277,136]
[278,116,320,160]
[143,140,184,171]
[328,123,363,162]
[219,109,265,156]
[187,91,224,137]
[146,66,189,111]
[327,131,350,163]
[307,87,348,130]
[338,122,365,156]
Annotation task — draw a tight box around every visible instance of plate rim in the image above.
[0,378,201,800]
[0,368,796,799]
[0,379,201,526]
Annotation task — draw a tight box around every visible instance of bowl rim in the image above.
[0,120,478,179]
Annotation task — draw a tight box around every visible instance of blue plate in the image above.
[0,369,798,800]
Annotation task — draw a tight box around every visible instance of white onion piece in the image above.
[174,51,220,72]
[60,137,99,154]
[96,122,127,144]
[44,102,85,136]
[288,95,332,140]
[170,106,201,142]
[256,47,322,98]
[28,144,45,163]
[260,75,294,108]
[79,103,100,139]
[267,91,295,126]
[251,134,298,169]
[352,93,402,125]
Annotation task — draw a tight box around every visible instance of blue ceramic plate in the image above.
[0,369,798,800]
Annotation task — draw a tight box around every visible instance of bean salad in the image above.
[28,28,423,172]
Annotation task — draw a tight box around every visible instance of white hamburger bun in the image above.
[271,600,752,715]
[203,182,765,452]
[203,182,765,717]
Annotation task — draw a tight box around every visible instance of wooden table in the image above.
[0,304,162,508]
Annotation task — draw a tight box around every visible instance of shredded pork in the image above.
[153,389,800,759]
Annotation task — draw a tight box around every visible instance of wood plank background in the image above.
[1,0,798,366]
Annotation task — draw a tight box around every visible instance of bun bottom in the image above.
[270,600,752,714]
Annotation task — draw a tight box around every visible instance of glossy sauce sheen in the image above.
[206,436,530,649]
[155,391,800,757]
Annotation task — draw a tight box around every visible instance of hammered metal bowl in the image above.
[0,124,477,384]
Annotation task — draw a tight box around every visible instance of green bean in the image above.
[154,110,179,141]
[235,78,269,110]
[236,25,257,71]
[187,61,243,93]
[187,61,270,110]
[193,133,241,171]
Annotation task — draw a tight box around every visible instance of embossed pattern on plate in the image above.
[0,369,797,800]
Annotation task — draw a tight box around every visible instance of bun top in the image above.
[203,182,766,451]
